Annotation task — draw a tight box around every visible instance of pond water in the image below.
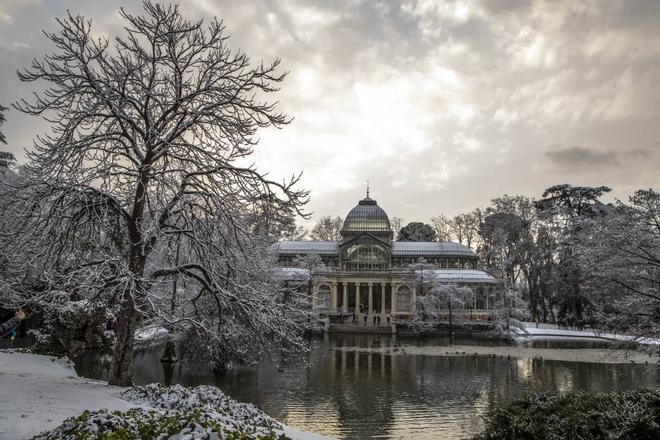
[72,335,660,440]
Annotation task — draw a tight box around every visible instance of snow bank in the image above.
[0,352,331,440]
[518,322,660,345]
[0,352,135,440]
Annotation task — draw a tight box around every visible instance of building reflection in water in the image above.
[71,334,660,440]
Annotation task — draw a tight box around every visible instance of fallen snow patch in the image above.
[0,352,135,440]
[519,322,660,345]
[135,325,169,342]
[0,352,331,440]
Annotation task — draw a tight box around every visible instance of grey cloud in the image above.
[545,146,655,169]
[0,0,659,222]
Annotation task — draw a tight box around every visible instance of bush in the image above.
[34,383,289,440]
[32,408,289,440]
[474,389,660,440]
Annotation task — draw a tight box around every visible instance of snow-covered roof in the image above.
[425,269,498,284]
[273,241,340,256]
[392,241,476,258]
[273,240,476,258]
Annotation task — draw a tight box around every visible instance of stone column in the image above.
[391,282,398,314]
[312,283,318,308]
[342,283,348,313]
[380,282,386,314]
[411,285,416,315]
[368,282,373,314]
[355,282,361,315]
[331,282,338,309]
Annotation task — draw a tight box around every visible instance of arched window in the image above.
[342,243,389,270]
[397,285,411,312]
[317,285,331,308]
[476,287,486,309]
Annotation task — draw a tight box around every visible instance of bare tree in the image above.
[409,257,434,296]
[309,215,343,241]
[449,214,467,245]
[0,152,15,175]
[9,2,308,385]
[390,216,404,240]
[248,194,306,241]
[417,282,474,336]
[430,215,453,242]
[489,286,528,336]
[0,105,7,145]
[463,209,483,249]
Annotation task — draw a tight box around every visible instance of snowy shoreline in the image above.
[334,344,660,364]
[0,352,331,440]
[335,322,660,364]
[518,322,660,345]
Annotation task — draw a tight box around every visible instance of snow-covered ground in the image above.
[0,352,136,439]
[518,322,660,345]
[134,324,169,342]
[0,351,331,440]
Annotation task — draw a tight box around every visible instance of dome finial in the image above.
[366,179,370,198]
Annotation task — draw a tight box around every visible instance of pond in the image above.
[72,335,660,440]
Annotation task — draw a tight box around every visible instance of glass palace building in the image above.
[272,195,499,323]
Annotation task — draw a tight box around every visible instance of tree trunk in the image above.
[108,289,139,385]
[108,168,150,386]
[448,301,453,336]
[108,243,147,385]
[540,282,548,323]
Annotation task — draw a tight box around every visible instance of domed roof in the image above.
[342,196,391,232]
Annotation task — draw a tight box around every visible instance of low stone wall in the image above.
[396,320,500,338]
[329,323,394,334]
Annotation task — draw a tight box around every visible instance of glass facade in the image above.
[341,197,392,233]
[397,285,411,311]
[318,285,331,308]
[342,243,390,270]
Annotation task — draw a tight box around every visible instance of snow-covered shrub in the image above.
[34,382,290,439]
[27,297,113,355]
[487,287,529,338]
[32,407,289,440]
[473,389,660,440]
[121,384,282,434]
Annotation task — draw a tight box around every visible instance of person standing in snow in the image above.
[1,309,26,337]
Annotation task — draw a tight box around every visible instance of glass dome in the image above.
[342,196,391,232]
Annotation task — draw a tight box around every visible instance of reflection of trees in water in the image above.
[71,336,660,440]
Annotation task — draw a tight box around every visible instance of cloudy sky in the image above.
[1,0,659,224]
